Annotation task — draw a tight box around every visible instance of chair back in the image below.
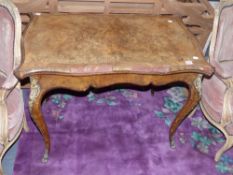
[0,0,21,79]
[209,0,233,69]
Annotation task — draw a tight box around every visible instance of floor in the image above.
[9,87,233,175]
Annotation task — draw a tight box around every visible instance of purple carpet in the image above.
[13,87,233,175]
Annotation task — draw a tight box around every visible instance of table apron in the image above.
[30,73,199,92]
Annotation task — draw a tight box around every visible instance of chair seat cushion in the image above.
[202,75,233,135]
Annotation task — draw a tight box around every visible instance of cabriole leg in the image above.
[169,82,200,145]
[29,77,50,163]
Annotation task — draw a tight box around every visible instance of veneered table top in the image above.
[18,14,213,78]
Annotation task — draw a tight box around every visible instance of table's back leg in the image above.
[169,82,200,145]
[29,77,50,163]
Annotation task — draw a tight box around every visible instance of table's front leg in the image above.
[169,78,200,145]
[29,76,50,163]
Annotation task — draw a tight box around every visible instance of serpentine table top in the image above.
[16,14,213,163]
[17,14,212,78]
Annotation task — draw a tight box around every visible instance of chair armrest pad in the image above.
[2,73,18,90]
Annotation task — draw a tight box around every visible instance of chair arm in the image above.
[0,73,18,146]
[0,88,9,146]
[220,78,233,127]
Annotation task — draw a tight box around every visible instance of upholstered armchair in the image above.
[0,0,25,173]
[201,0,233,161]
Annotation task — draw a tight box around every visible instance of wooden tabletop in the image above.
[17,14,213,78]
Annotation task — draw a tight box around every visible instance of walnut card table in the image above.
[16,14,213,162]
